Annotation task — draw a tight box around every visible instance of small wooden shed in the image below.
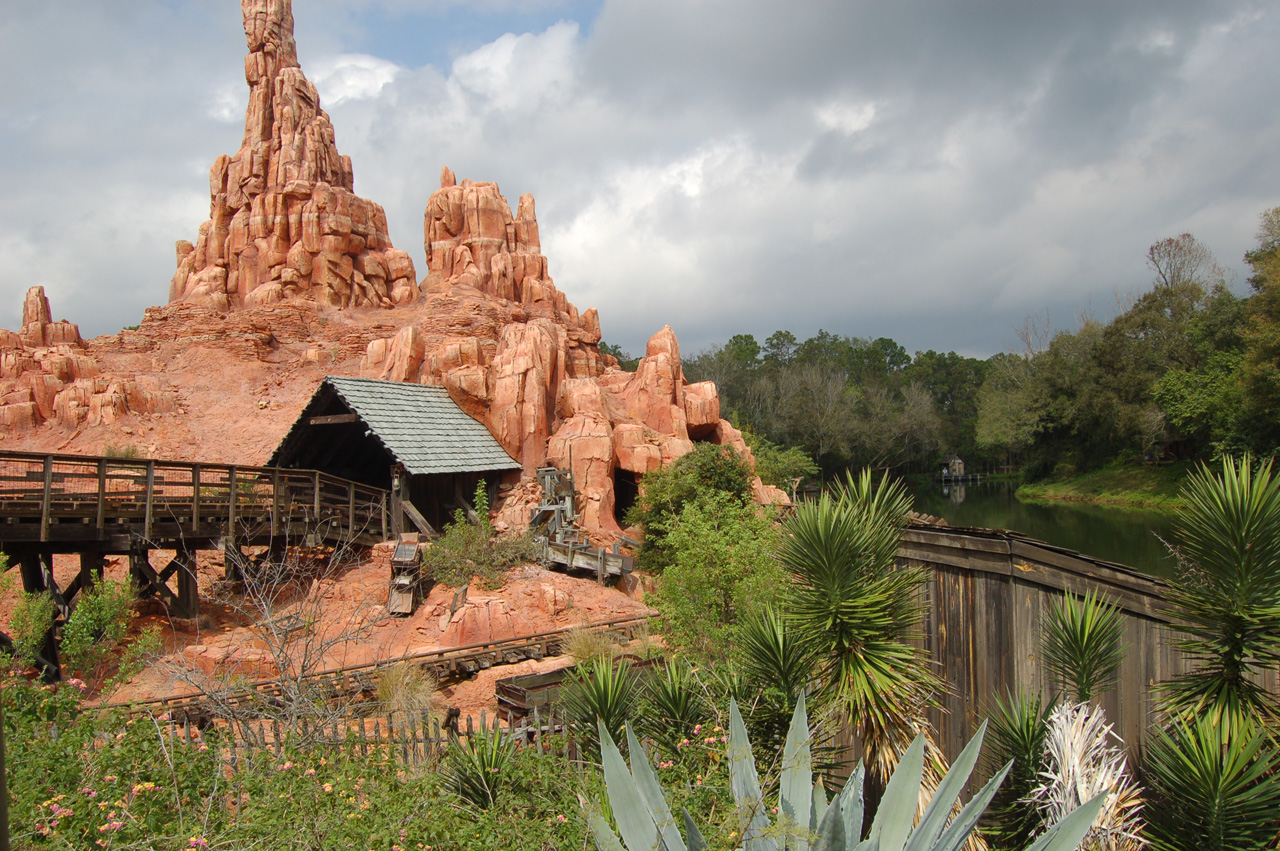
[269,376,520,536]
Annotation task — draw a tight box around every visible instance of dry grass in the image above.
[560,624,616,663]
[375,662,436,724]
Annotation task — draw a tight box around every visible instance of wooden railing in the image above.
[0,450,388,546]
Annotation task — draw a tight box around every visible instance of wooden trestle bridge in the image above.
[0,449,390,638]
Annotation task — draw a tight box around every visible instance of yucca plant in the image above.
[442,724,518,809]
[1041,590,1124,704]
[589,695,1105,851]
[1143,710,1280,851]
[642,657,708,754]
[735,606,818,752]
[778,470,939,785]
[562,655,641,755]
[1160,455,1280,724]
[1028,702,1143,851]
[983,690,1055,850]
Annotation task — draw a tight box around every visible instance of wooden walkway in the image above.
[0,449,390,630]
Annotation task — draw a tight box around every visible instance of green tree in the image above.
[1240,206,1280,452]
[778,470,939,785]
[628,443,753,571]
[650,492,786,658]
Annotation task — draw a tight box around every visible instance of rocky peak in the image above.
[169,0,416,313]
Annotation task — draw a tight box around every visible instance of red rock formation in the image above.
[169,0,416,312]
[359,172,785,537]
[0,287,178,435]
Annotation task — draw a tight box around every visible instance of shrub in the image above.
[560,655,640,756]
[627,443,753,571]
[443,725,519,809]
[8,590,57,668]
[421,480,538,588]
[649,492,785,657]
[59,578,137,684]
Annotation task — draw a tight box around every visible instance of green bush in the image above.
[627,442,754,572]
[421,480,538,588]
[649,492,785,657]
[59,579,137,683]
[741,427,819,491]
[8,589,57,667]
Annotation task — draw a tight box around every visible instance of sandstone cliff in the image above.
[168,0,416,312]
[0,0,788,539]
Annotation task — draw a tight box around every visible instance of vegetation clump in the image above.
[421,480,538,588]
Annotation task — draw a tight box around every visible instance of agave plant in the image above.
[1041,590,1124,705]
[589,695,1105,851]
[1028,702,1143,851]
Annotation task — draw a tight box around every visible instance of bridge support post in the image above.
[175,545,198,620]
[16,551,45,594]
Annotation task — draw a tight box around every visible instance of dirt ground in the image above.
[0,546,653,718]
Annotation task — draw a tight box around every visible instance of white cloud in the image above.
[311,53,403,105]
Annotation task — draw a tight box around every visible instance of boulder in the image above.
[439,597,517,647]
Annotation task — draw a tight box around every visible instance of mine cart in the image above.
[387,534,426,615]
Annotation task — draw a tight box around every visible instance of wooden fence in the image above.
[897,523,1280,764]
[143,704,570,770]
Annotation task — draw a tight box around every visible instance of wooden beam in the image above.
[309,413,360,425]
[401,499,438,538]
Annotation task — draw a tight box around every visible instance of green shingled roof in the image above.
[317,376,519,475]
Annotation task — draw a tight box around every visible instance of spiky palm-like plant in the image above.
[562,655,641,756]
[641,657,708,754]
[984,690,1055,850]
[735,606,818,752]
[1161,455,1280,724]
[777,469,938,784]
[589,695,1106,851]
[1042,590,1124,705]
[1029,702,1144,851]
[1143,710,1280,851]
[442,724,518,809]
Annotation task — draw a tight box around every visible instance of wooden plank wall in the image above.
[898,525,1279,765]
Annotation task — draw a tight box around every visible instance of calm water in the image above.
[904,479,1178,578]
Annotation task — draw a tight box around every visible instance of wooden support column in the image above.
[143,461,156,543]
[223,536,245,582]
[17,551,45,593]
[40,455,52,542]
[175,545,198,620]
[390,466,404,538]
[95,458,106,535]
[192,465,201,528]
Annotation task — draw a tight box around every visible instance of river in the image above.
[903,479,1179,578]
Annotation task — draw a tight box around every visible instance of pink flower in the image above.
[188,838,209,848]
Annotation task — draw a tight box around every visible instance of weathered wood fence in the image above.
[143,704,569,770]
[898,523,1280,764]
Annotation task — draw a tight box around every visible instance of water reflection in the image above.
[906,479,1178,579]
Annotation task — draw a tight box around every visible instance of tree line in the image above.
[605,205,1280,481]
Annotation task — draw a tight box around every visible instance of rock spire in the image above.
[169,0,416,312]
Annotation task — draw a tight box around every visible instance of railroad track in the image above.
[109,614,651,721]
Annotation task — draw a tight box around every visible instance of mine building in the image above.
[269,376,520,536]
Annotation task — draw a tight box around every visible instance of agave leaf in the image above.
[590,808,630,851]
[865,735,924,851]
[812,778,829,832]
[682,808,708,851]
[1022,791,1106,851]
[838,762,865,847]
[729,699,778,851]
[930,760,1012,851]
[903,720,987,851]
[780,697,813,851]
[600,719,662,851]
[814,797,846,851]
[626,725,686,851]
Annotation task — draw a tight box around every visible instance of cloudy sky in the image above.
[2,1,1278,359]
